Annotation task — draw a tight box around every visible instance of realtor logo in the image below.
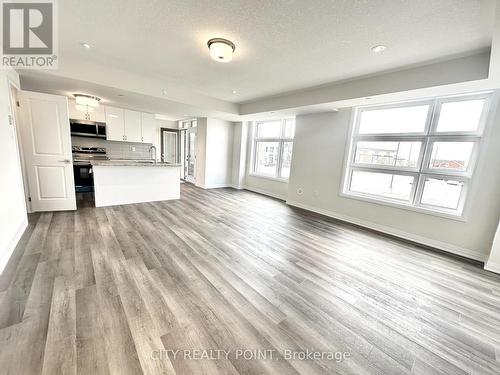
[1,0,58,69]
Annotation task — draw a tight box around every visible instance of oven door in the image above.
[73,163,94,192]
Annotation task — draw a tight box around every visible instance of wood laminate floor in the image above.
[1,184,500,375]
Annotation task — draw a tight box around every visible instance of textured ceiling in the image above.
[55,0,494,103]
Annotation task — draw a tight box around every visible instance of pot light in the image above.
[74,94,101,107]
[232,90,237,94]
[80,42,91,49]
[207,38,236,63]
[371,45,386,53]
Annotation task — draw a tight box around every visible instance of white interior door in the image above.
[18,90,76,212]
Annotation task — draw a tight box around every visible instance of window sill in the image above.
[339,191,467,222]
[248,173,289,183]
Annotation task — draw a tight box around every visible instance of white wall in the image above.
[486,222,500,273]
[204,118,233,188]
[0,69,28,273]
[231,122,248,188]
[286,100,500,262]
[195,118,207,188]
[194,117,234,189]
[242,122,289,200]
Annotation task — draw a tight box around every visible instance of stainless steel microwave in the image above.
[70,119,106,138]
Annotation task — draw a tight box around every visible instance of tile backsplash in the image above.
[71,136,154,160]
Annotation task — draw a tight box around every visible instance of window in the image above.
[180,119,197,129]
[252,119,295,179]
[342,93,490,217]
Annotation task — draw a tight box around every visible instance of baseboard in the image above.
[286,200,487,262]
[0,218,28,274]
[202,183,233,189]
[243,186,287,201]
[484,261,500,274]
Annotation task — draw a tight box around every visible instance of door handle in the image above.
[59,159,71,164]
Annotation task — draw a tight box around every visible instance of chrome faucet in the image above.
[149,145,157,163]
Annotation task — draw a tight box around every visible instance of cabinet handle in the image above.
[141,137,144,142]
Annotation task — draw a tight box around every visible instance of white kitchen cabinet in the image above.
[141,112,156,144]
[104,105,156,144]
[105,106,125,141]
[68,99,105,122]
[124,110,142,143]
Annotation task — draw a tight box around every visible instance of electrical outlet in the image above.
[297,188,304,195]
[131,146,136,152]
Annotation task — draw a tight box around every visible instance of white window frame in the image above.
[341,92,492,220]
[250,119,295,181]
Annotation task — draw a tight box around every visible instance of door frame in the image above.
[160,127,180,163]
[7,79,31,212]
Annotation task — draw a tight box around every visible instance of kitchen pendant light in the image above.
[207,38,236,63]
[74,94,101,107]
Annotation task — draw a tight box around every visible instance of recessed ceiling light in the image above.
[232,90,237,94]
[207,38,236,63]
[80,42,91,49]
[371,45,386,53]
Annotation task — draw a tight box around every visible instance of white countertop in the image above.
[91,160,181,167]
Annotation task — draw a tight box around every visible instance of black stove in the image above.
[72,146,108,192]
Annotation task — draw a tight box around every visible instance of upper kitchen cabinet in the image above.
[68,99,105,122]
[105,106,125,141]
[141,112,156,144]
[104,105,156,143]
[124,110,142,143]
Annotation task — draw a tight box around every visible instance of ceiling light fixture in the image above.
[207,38,236,63]
[232,90,237,94]
[80,42,91,49]
[74,94,101,107]
[371,45,386,53]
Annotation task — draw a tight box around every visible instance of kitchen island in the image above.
[91,160,181,207]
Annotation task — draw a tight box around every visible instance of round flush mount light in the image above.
[371,45,386,53]
[207,38,236,63]
[74,93,101,107]
[80,42,91,49]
